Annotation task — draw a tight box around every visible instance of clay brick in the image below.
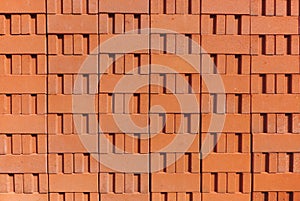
[100,74,149,93]
[252,56,299,73]
[49,174,98,192]
[151,15,200,33]
[0,194,47,201]
[48,15,98,33]
[152,173,200,192]
[150,94,200,113]
[0,75,46,93]
[48,95,98,113]
[202,0,250,14]
[202,75,250,93]
[49,55,98,74]
[251,17,298,34]
[49,135,98,153]
[0,36,46,54]
[0,115,46,133]
[0,155,46,173]
[99,0,149,13]
[252,94,300,113]
[201,35,250,54]
[253,134,300,152]
[203,153,250,172]
[254,174,300,191]
[0,0,45,13]
[150,134,199,153]
[202,193,250,201]
[151,54,200,73]
[100,194,149,201]
[202,114,250,132]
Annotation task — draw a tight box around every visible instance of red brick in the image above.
[203,153,250,172]
[152,173,200,192]
[0,115,46,133]
[49,135,98,153]
[151,54,200,73]
[253,134,300,152]
[202,114,250,132]
[202,193,250,201]
[100,194,149,201]
[252,56,299,73]
[202,75,250,93]
[150,94,200,113]
[49,174,98,192]
[0,194,47,201]
[0,0,45,13]
[49,55,98,74]
[252,94,300,113]
[0,75,46,93]
[0,36,46,54]
[201,35,250,54]
[0,155,46,173]
[48,15,98,33]
[48,95,98,113]
[151,15,200,33]
[254,174,300,191]
[150,133,199,152]
[99,74,149,93]
[251,17,298,34]
[99,0,149,13]
[202,0,250,14]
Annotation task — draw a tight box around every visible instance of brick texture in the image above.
[0,0,299,201]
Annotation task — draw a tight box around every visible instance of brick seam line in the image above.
[250,0,253,200]
[97,1,100,199]
[199,0,203,199]
[148,0,151,199]
[45,0,50,200]
[149,1,152,198]
[99,2,101,200]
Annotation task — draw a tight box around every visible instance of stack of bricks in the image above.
[0,0,48,201]
[0,0,299,201]
[99,0,150,200]
[47,0,99,201]
[251,0,300,200]
[201,0,252,201]
[150,0,201,200]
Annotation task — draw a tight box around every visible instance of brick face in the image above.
[0,0,299,201]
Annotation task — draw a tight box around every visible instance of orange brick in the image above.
[48,15,98,33]
[254,174,300,191]
[252,94,300,113]
[203,153,250,172]
[251,17,298,34]
[202,0,250,14]
[0,36,46,54]
[152,173,200,192]
[0,0,45,13]
[49,174,98,192]
[0,155,46,173]
[151,15,200,33]
[99,0,149,13]
[201,35,250,54]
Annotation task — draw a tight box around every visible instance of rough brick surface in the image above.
[0,0,299,201]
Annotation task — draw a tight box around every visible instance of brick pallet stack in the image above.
[251,0,300,200]
[99,0,150,200]
[0,1,48,200]
[0,0,299,201]
[47,0,99,200]
[201,0,252,201]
